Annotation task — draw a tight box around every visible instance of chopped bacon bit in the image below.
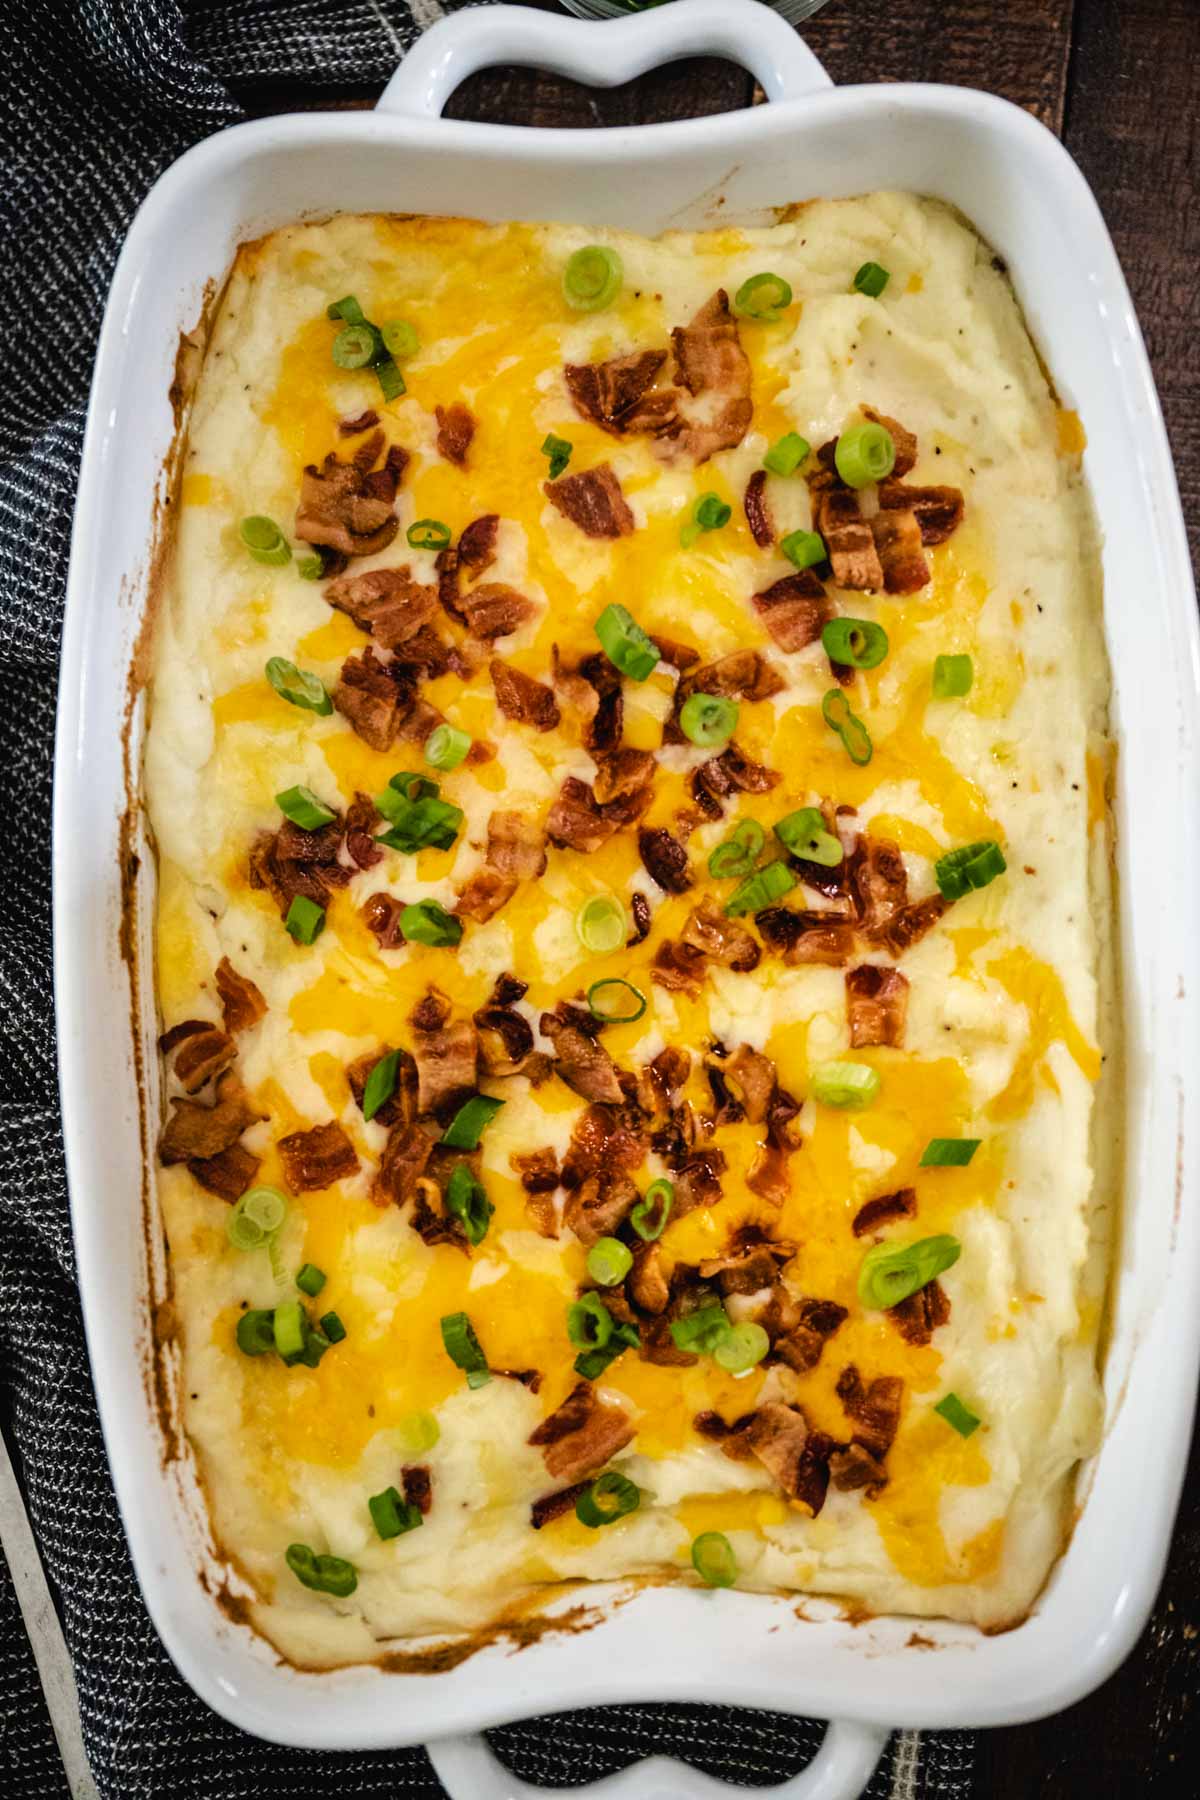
[435,401,475,466]
[852,1188,917,1238]
[718,1044,776,1123]
[814,487,884,593]
[350,427,386,474]
[527,1381,634,1483]
[347,1045,417,1129]
[644,1046,691,1110]
[166,1021,237,1094]
[674,1146,727,1215]
[871,506,930,594]
[638,826,692,895]
[544,463,635,539]
[374,1121,435,1207]
[531,1481,590,1529]
[343,792,383,872]
[456,809,547,925]
[846,964,910,1048]
[862,406,918,478]
[752,571,833,652]
[669,290,754,463]
[475,993,537,1078]
[332,648,411,752]
[743,469,775,547]
[362,892,406,948]
[628,891,651,946]
[829,1441,888,1493]
[698,1237,791,1295]
[653,635,701,672]
[458,513,499,577]
[411,1017,479,1117]
[742,1402,814,1501]
[564,349,668,434]
[278,1121,359,1194]
[546,773,653,854]
[693,1410,756,1454]
[248,817,348,918]
[773,1298,849,1375]
[679,647,785,708]
[158,1019,208,1056]
[296,447,399,560]
[338,409,380,437]
[564,1172,640,1246]
[680,896,760,972]
[594,748,657,807]
[755,907,857,968]
[412,988,452,1033]
[410,1174,468,1249]
[692,743,781,817]
[512,1147,560,1193]
[836,1365,904,1459]
[434,544,464,625]
[878,479,964,545]
[890,1278,951,1346]
[651,938,707,998]
[541,1009,624,1106]
[848,836,909,937]
[561,1102,645,1188]
[877,895,949,958]
[325,566,440,650]
[402,1465,433,1516]
[629,1242,671,1315]
[552,647,624,755]
[639,1315,698,1368]
[459,582,536,641]
[187,1142,260,1201]
[490,658,561,732]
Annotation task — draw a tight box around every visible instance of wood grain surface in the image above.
[243,1,1200,1789]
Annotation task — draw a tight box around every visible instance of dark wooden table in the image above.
[250,1,1200,1790]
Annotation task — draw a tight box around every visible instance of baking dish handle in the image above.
[377,0,832,121]
[425,1718,889,1800]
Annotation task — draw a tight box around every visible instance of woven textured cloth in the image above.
[0,4,977,1795]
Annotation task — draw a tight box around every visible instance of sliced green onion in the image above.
[273,1300,306,1362]
[781,528,826,572]
[239,515,291,567]
[375,357,406,402]
[631,1179,673,1242]
[586,1237,634,1287]
[424,723,471,771]
[920,1138,981,1168]
[811,1061,881,1110]
[375,793,463,851]
[574,1325,639,1381]
[390,770,439,802]
[576,894,626,955]
[226,1209,266,1253]
[934,1393,981,1438]
[858,1234,962,1310]
[228,1185,287,1248]
[265,656,333,716]
[441,1310,490,1388]
[369,1484,423,1540]
[327,296,365,325]
[406,518,452,551]
[284,895,326,945]
[286,1543,358,1597]
[821,688,873,765]
[563,245,623,312]
[587,978,647,1024]
[734,272,793,322]
[576,1470,640,1528]
[296,1262,326,1297]
[713,1320,770,1374]
[934,841,1007,901]
[398,1411,439,1454]
[332,322,381,370]
[835,421,896,489]
[362,1048,402,1122]
[275,785,336,830]
[821,617,889,670]
[670,1301,731,1356]
[691,1531,737,1588]
[774,807,842,867]
[683,492,732,547]
[679,692,739,748]
[708,818,765,880]
[445,1163,494,1247]
[441,1095,505,1151]
[235,1309,276,1356]
[542,433,573,480]
[724,858,796,917]
[567,1293,613,1351]
[763,432,810,478]
[853,261,891,298]
[932,654,973,699]
[320,1310,346,1343]
[297,555,325,581]
[381,319,419,360]
[594,602,659,682]
[400,900,463,947]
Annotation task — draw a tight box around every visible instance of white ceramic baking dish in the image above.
[54,3,1200,1795]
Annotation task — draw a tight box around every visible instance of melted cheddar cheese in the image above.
[146,198,1113,1665]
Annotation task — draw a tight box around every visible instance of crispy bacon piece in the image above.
[651,938,707,998]
[338,408,380,437]
[644,1047,690,1111]
[347,1045,417,1130]
[628,1242,671,1315]
[214,960,266,1037]
[752,570,832,652]
[698,1235,791,1295]
[743,469,774,547]
[411,1013,479,1117]
[278,1121,359,1194]
[564,349,668,433]
[814,486,884,593]
[594,748,656,807]
[669,290,753,463]
[296,447,400,560]
[333,647,440,753]
[187,1142,260,1201]
[410,1174,468,1250]
[680,897,760,972]
[628,891,651,946]
[456,810,547,924]
[692,744,781,822]
[458,513,500,578]
[674,1146,726,1215]
[846,964,910,1048]
[638,826,691,895]
[527,1381,635,1483]
[490,658,561,732]
[544,463,635,539]
[862,407,918,478]
[877,895,949,958]
[837,1365,904,1459]
[890,1278,951,1347]
[546,774,652,853]
[773,1298,849,1375]
[679,648,784,708]
[530,1481,590,1529]
[402,1465,433,1516]
[755,907,857,968]
[343,793,383,872]
[412,988,452,1033]
[561,1103,645,1191]
[829,1442,888,1493]
[512,1145,561,1220]
[878,479,964,545]
[852,1188,917,1238]
[248,824,340,918]
[541,1010,624,1105]
[552,647,624,755]
[163,1021,237,1094]
[325,566,440,650]
[475,986,538,1078]
[718,1044,776,1123]
[849,836,909,938]
[871,506,930,595]
[435,402,475,466]
[374,1121,435,1207]
[362,892,406,948]
[742,1402,813,1499]
[459,583,536,641]
[564,1172,640,1246]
